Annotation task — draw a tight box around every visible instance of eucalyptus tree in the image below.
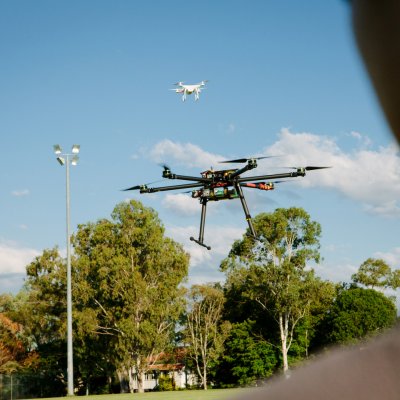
[184,283,231,390]
[352,258,400,290]
[73,200,189,393]
[221,208,324,373]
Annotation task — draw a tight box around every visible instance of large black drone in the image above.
[124,157,329,250]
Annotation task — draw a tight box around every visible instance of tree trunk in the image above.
[117,370,128,393]
[305,329,309,358]
[137,371,145,393]
[128,368,135,393]
[203,365,208,390]
[279,314,289,374]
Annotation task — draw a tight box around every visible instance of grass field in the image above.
[36,388,250,400]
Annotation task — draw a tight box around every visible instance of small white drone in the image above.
[171,80,208,101]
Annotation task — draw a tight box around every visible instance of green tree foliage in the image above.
[24,248,67,345]
[184,283,231,390]
[73,200,189,393]
[389,269,400,289]
[221,208,323,373]
[325,286,397,345]
[216,320,277,387]
[352,258,395,289]
[154,374,175,391]
[19,247,68,396]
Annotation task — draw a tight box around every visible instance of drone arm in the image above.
[229,159,258,179]
[163,172,212,184]
[140,182,204,193]
[237,170,305,183]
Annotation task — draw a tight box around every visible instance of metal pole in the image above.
[66,156,74,396]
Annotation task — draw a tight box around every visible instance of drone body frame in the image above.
[170,81,208,101]
[124,158,329,250]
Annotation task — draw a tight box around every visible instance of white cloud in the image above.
[313,261,358,284]
[264,128,400,217]
[166,225,212,267]
[350,131,362,141]
[162,194,201,216]
[364,201,400,217]
[149,139,225,169]
[187,267,226,286]
[162,193,224,217]
[349,131,372,147]
[0,241,40,275]
[11,189,30,197]
[166,224,243,269]
[373,247,400,267]
[206,225,244,255]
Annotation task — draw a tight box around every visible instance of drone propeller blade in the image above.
[219,158,248,163]
[122,178,165,192]
[305,166,331,170]
[159,163,171,171]
[122,185,143,191]
[281,166,331,170]
[219,156,275,164]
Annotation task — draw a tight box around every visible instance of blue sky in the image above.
[0,1,399,298]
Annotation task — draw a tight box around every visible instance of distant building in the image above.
[130,348,198,391]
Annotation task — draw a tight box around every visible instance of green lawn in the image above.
[35,388,249,400]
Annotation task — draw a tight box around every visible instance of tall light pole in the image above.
[53,144,80,396]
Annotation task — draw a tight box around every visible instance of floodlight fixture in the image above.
[57,156,65,165]
[72,145,80,154]
[71,156,79,166]
[54,144,62,155]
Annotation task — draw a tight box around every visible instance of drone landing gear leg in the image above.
[190,198,211,250]
[235,183,258,240]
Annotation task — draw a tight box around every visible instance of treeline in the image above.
[0,201,398,397]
